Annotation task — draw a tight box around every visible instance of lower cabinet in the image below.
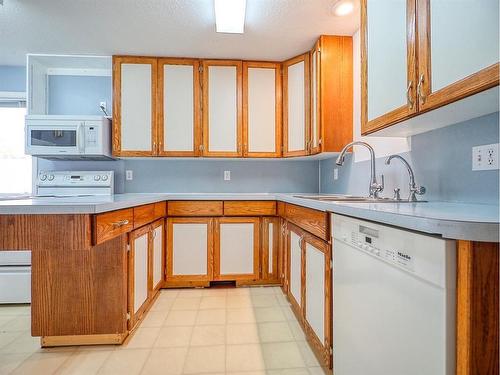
[165,217,214,287]
[150,219,165,292]
[214,217,260,283]
[287,223,305,315]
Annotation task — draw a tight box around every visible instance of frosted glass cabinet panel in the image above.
[429,0,498,92]
[365,0,416,123]
[113,57,157,156]
[158,59,200,156]
[202,61,242,157]
[243,62,281,157]
[283,54,309,157]
[151,221,164,291]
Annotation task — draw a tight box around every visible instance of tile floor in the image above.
[0,287,326,375]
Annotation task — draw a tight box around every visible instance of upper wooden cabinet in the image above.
[242,62,282,157]
[361,0,499,135]
[202,60,243,157]
[113,56,157,156]
[310,36,353,154]
[157,58,201,156]
[283,53,310,157]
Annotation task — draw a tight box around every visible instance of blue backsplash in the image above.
[320,112,500,204]
[0,66,26,92]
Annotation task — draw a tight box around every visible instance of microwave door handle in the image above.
[78,123,85,153]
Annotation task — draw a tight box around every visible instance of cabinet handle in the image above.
[112,219,129,228]
[406,81,414,109]
[153,142,157,154]
[417,74,426,104]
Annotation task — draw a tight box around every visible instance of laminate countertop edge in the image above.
[0,193,497,242]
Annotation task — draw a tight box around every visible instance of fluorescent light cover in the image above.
[215,0,246,34]
[332,0,354,16]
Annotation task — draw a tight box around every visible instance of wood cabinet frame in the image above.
[242,61,282,158]
[165,217,214,287]
[360,0,418,135]
[416,0,500,113]
[261,217,281,283]
[112,56,158,156]
[157,58,202,157]
[282,53,311,157]
[213,217,260,282]
[201,60,243,157]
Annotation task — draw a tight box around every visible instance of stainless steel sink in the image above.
[293,195,425,203]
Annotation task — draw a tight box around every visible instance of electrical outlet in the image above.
[126,170,133,180]
[472,143,499,171]
[224,171,231,181]
[333,168,339,180]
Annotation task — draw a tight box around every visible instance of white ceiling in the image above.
[0,0,360,66]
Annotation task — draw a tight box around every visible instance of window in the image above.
[0,101,32,195]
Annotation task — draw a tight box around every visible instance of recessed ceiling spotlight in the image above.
[214,0,247,34]
[332,0,355,16]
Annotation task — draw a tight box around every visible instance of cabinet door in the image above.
[279,219,288,294]
[261,217,280,284]
[304,234,332,367]
[128,225,150,329]
[283,54,310,157]
[287,223,304,317]
[214,217,260,282]
[157,59,201,156]
[242,62,282,157]
[202,60,242,157]
[166,218,214,287]
[310,42,321,155]
[150,219,164,292]
[113,56,157,156]
[416,0,499,112]
[361,0,418,134]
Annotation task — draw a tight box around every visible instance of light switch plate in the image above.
[224,171,231,181]
[472,143,499,171]
[126,170,133,180]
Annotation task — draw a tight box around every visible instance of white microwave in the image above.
[25,115,113,160]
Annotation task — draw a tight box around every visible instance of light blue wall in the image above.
[320,112,500,204]
[0,66,26,92]
[48,75,112,116]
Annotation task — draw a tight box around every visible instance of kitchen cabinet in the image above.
[202,60,243,157]
[304,233,332,367]
[113,56,157,156]
[310,36,353,154]
[287,223,305,317]
[261,217,281,284]
[128,225,151,330]
[361,0,499,135]
[165,217,214,287]
[279,218,288,294]
[242,62,282,157]
[157,58,201,156]
[283,54,310,157]
[150,219,164,292]
[214,217,260,283]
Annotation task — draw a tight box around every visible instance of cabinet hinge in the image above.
[126,312,131,320]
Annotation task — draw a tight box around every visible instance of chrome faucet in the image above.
[385,154,426,202]
[336,141,384,198]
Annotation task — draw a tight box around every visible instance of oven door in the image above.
[26,123,84,156]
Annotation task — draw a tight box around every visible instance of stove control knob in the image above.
[47,175,54,181]
[40,175,47,181]
[102,175,108,181]
[94,175,101,181]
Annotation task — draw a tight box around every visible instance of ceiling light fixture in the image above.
[214,0,247,34]
[332,0,355,16]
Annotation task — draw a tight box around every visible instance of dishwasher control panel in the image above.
[332,214,456,288]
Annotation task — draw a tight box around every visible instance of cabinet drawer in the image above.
[168,201,223,216]
[133,202,166,229]
[283,203,328,240]
[223,201,276,216]
[93,208,134,245]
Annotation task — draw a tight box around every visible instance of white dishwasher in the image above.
[332,214,456,375]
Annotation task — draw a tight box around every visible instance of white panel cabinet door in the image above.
[202,61,242,157]
[166,218,213,285]
[216,218,259,281]
[114,57,157,156]
[151,222,164,291]
[132,231,149,315]
[288,226,303,309]
[158,59,200,156]
[284,54,309,157]
[243,62,281,157]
